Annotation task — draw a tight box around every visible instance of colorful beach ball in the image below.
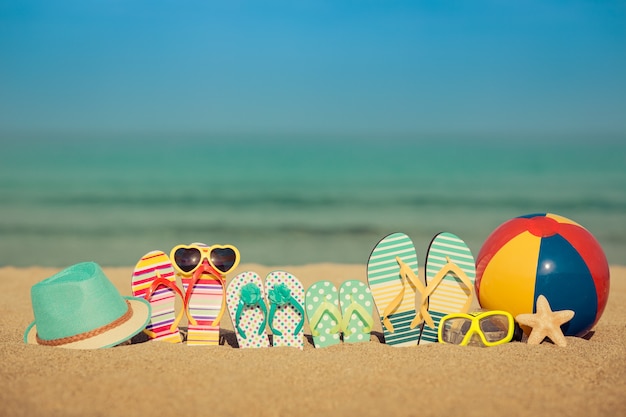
[475,213,610,337]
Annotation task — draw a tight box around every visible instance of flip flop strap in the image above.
[268,294,305,336]
[235,297,268,339]
[309,301,342,337]
[395,258,433,329]
[380,257,426,333]
[416,256,475,329]
[341,296,374,336]
[143,273,188,334]
[183,263,225,327]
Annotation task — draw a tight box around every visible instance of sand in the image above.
[2,263,625,417]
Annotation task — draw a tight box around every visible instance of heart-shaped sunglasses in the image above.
[170,243,240,277]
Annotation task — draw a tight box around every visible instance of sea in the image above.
[1,134,624,268]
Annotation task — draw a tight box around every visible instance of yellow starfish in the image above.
[515,295,575,347]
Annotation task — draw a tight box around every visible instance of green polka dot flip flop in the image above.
[266,271,305,350]
[339,280,374,344]
[419,232,476,344]
[305,281,343,348]
[226,271,270,349]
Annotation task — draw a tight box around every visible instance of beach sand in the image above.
[2,263,625,417]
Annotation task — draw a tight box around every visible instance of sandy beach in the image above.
[2,262,625,417]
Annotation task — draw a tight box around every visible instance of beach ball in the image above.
[475,213,610,337]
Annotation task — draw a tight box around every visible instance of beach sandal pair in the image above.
[305,280,375,348]
[131,243,240,345]
[367,232,476,347]
[225,270,305,349]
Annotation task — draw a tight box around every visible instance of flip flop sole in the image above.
[421,232,476,344]
[131,251,182,343]
[305,281,342,348]
[226,271,270,349]
[339,280,374,344]
[367,233,422,347]
[266,271,305,350]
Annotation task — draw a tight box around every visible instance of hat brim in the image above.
[24,296,151,349]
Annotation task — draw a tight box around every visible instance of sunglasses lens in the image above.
[210,248,237,273]
[479,315,511,343]
[440,317,472,345]
[173,248,202,273]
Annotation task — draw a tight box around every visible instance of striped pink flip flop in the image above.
[131,250,184,343]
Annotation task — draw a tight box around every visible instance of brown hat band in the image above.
[36,301,134,346]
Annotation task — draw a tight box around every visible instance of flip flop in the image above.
[131,250,184,343]
[367,232,424,347]
[178,243,228,346]
[305,281,343,348]
[265,271,305,350]
[339,280,374,344]
[419,232,476,344]
[226,271,270,349]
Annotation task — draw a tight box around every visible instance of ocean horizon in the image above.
[1,134,624,268]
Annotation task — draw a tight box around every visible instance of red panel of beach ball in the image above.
[475,213,610,337]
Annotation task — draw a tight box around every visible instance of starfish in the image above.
[515,295,575,347]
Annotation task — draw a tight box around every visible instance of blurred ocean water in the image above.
[1,135,625,267]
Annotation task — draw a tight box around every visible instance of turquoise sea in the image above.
[1,135,625,267]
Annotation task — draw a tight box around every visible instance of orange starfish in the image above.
[515,295,575,347]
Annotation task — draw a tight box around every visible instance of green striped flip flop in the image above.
[305,281,342,348]
[420,232,476,344]
[367,233,424,347]
[339,280,374,344]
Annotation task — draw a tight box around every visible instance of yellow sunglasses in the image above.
[438,310,515,347]
[170,243,240,277]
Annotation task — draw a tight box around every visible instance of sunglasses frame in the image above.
[169,243,241,277]
[437,310,514,347]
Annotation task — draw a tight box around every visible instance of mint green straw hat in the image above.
[24,262,151,349]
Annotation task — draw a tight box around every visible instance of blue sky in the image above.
[0,0,625,138]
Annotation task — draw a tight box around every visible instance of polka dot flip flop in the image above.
[226,271,270,349]
[339,280,374,344]
[305,281,343,348]
[266,271,305,350]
